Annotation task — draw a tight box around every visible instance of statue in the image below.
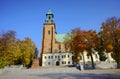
[34,48,38,59]
[31,48,39,68]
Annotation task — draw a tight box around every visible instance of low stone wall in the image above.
[0,65,23,74]
[95,61,117,69]
[0,69,4,74]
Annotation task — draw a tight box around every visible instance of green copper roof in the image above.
[45,9,54,24]
[55,34,66,42]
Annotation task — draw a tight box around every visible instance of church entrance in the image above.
[56,61,60,66]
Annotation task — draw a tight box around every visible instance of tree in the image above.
[64,28,99,69]
[20,37,36,67]
[64,28,86,63]
[97,32,107,61]
[0,57,8,68]
[101,17,120,68]
[0,38,8,68]
[84,30,99,69]
[0,30,21,66]
[6,40,21,65]
[0,30,36,68]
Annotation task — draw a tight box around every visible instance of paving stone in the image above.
[0,67,120,79]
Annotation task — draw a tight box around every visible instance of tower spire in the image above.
[47,9,52,14]
[45,9,54,24]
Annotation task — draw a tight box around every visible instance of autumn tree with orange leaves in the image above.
[64,28,99,69]
[101,17,120,68]
[83,30,99,69]
[64,28,87,63]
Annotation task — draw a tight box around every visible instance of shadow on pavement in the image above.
[29,73,120,79]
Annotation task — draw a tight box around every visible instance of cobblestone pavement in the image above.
[0,67,120,79]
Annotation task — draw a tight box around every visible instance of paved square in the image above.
[0,67,120,79]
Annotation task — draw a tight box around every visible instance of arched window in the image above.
[48,56,50,59]
[48,30,50,34]
[49,16,51,19]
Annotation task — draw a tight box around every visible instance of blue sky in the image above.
[0,0,120,52]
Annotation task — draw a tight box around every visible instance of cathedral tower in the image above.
[40,10,73,66]
[41,10,56,54]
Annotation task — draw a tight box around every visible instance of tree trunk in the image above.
[82,53,85,67]
[90,53,95,69]
[117,62,120,68]
[107,53,110,63]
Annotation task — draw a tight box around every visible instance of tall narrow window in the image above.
[55,56,57,58]
[48,56,50,59]
[58,56,60,58]
[62,61,64,64]
[62,55,63,58]
[48,30,50,34]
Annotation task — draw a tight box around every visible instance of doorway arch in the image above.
[56,61,59,66]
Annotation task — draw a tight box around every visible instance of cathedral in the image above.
[40,10,73,66]
[40,10,115,67]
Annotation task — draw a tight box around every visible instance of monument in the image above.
[31,48,40,68]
